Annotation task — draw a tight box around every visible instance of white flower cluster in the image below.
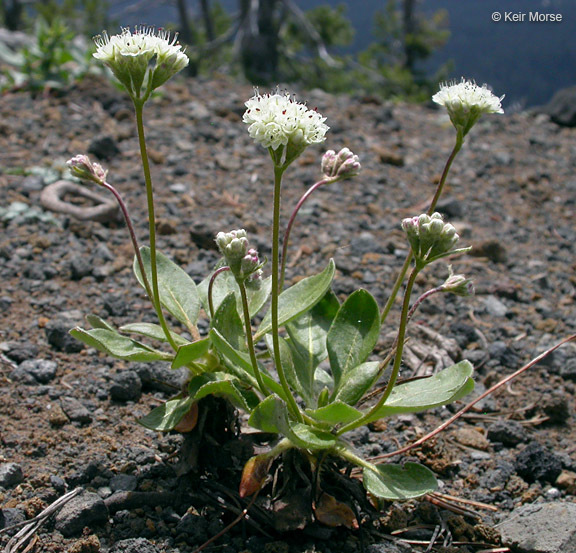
[433,78,504,136]
[243,91,329,151]
[93,27,189,97]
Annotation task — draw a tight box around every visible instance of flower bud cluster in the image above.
[321,148,361,180]
[215,229,262,282]
[67,154,108,185]
[402,213,463,266]
[440,267,474,297]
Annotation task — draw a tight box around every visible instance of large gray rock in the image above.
[541,86,576,127]
[109,538,159,553]
[54,491,108,537]
[498,502,576,553]
[0,463,23,488]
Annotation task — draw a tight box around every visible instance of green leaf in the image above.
[171,338,211,369]
[326,289,380,387]
[334,361,380,406]
[285,291,340,397]
[138,397,193,431]
[210,329,287,399]
[189,374,259,412]
[265,335,314,406]
[212,293,246,351]
[248,396,338,451]
[306,401,363,425]
[120,322,188,346]
[289,422,337,451]
[248,395,290,434]
[365,360,474,423]
[362,462,437,500]
[86,314,116,332]
[134,247,200,329]
[70,327,171,362]
[314,367,334,396]
[256,260,336,339]
[198,268,272,319]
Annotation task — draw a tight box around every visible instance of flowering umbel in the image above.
[93,26,189,100]
[243,90,329,167]
[433,78,504,137]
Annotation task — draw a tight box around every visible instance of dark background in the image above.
[110,0,576,107]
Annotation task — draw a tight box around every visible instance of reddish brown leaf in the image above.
[314,492,359,530]
[174,402,198,433]
[239,454,272,498]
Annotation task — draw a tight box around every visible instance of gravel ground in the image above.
[0,75,575,553]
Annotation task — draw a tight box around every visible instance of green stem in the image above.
[426,130,462,217]
[380,134,462,326]
[338,446,380,475]
[338,267,419,436]
[133,99,178,352]
[237,277,268,396]
[271,164,303,421]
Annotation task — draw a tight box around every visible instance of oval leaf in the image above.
[248,395,290,434]
[365,360,474,423]
[212,292,246,352]
[171,337,211,369]
[265,335,313,406]
[363,462,437,500]
[134,247,200,330]
[138,397,194,431]
[306,401,363,426]
[289,423,338,451]
[285,291,340,392]
[334,361,380,406]
[327,289,380,387]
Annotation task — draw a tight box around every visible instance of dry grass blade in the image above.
[2,488,82,553]
[429,491,498,512]
[367,334,576,463]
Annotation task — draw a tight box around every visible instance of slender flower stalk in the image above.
[338,267,420,436]
[280,177,331,290]
[207,266,230,319]
[100,180,153,302]
[237,278,268,396]
[280,148,360,290]
[380,137,461,325]
[272,165,303,421]
[66,155,153,304]
[133,100,177,352]
[381,79,503,325]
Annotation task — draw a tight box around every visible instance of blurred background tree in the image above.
[0,0,450,100]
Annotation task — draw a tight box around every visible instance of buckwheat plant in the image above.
[69,30,505,518]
